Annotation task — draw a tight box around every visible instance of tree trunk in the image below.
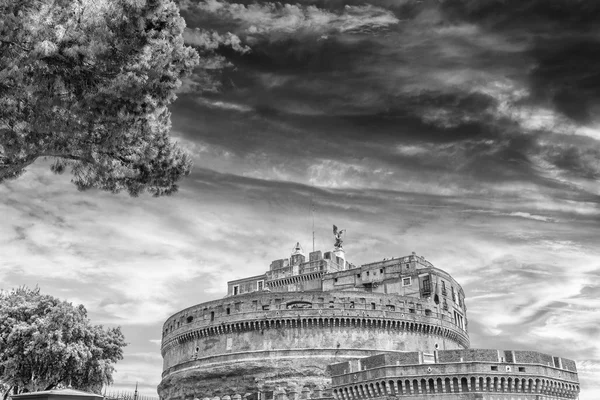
[2,386,14,400]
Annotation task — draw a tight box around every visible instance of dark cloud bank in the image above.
[165,0,600,397]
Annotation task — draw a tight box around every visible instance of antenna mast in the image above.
[311,196,315,252]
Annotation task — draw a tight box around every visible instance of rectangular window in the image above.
[262,305,270,311]
[257,280,264,291]
[226,307,230,315]
[402,277,412,286]
[210,311,215,321]
[553,357,561,368]
[422,277,431,293]
[386,305,395,311]
[233,285,239,295]
[371,302,376,310]
[441,281,447,296]
[380,268,384,273]
[491,366,498,371]
[329,301,335,308]
[252,300,258,310]
[518,367,526,372]
[234,302,241,312]
[452,286,456,301]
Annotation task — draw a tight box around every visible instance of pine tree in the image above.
[0,0,200,196]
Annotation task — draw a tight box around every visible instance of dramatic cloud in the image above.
[184,0,399,38]
[2,0,600,398]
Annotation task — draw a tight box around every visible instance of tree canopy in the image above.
[0,287,127,398]
[0,0,200,196]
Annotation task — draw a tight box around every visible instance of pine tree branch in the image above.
[0,40,31,52]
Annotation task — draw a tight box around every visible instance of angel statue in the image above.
[333,225,345,249]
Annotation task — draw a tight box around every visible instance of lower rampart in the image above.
[331,351,579,400]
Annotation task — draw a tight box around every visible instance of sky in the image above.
[2,0,600,398]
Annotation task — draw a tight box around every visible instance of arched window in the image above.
[461,377,469,392]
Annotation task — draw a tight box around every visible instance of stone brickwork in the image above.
[331,351,580,399]
[158,245,578,400]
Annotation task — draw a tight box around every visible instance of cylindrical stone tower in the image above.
[158,248,469,400]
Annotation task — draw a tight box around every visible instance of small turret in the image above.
[290,242,306,269]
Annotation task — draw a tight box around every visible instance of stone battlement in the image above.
[331,351,579,399]
[161,290,470,356]
[158,242,579,400]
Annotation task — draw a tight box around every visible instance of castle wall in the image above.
[159,289,470,400]
[331,351,580,400]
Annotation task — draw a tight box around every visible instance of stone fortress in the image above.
[158,227,580,400]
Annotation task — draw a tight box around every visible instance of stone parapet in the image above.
[162,291,469,355]
[331,351,580,400]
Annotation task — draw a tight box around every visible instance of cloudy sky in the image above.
[2,0,600,398]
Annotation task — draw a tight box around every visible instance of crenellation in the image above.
[159,239,579,400]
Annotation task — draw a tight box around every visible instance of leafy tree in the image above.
[0,287,127,398]
[0,0,200,196]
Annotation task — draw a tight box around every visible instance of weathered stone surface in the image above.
[159,251,470,400]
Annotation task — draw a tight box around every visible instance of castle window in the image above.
[257,280,264,291]
[441,281,447,296]
[402,277,412,286]
[349,301,355,309]
[334,278,338,283]
[366,271,370,276]
[329,301,335,308]
[186,316,193,323]
[380,268,384,273]
[491,366,498,371]
[252,300,258,310]
[371,303,376,310]
[386,305,395,311]
[262,305,270,311]
[210,311,215,321]
[234,302,241,312]
[519,367,526,372]
[357,274,361,278]
[406,264,410,269]
[226,307,230,315]
[425,309,432,316]
[233,285,239,296]
[409,308,415,313]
